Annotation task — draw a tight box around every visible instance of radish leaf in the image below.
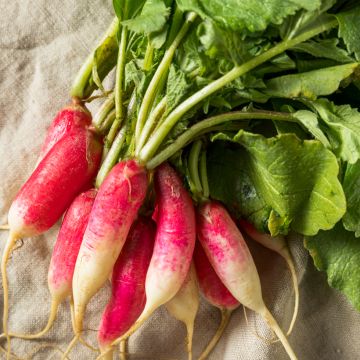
[264,63,359,99]
[342,160,360,237]
[305,222,360,311]
[209,131,346,235]
[176,0,321,32]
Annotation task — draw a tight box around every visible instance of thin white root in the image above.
[260,307,298,360]
[0,300,59,340]
[61,335,79,359]
[242,306,276,344]
[23,342,72,360]
[279,247,299,336]
[0,344,20,359]
[185,323,194,360]
[198,308,232,360]
[119,340,127,360]
[1,232,19,359]
[69,298,99,353]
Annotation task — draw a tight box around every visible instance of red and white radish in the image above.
[72,159,148,336]
[2,127,102,355]
[165,262,199,360]
[197,201,297,360]
[107,163,196,351]
[37,104,92,164]
[1,189,97,341]
[193,240,239,359]
[98,216,155,359]
[239,220,299,336]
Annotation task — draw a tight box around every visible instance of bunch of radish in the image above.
[0,6,303,360]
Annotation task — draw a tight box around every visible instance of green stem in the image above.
[103,26,128,158]
[139,18,338,163]
[93,93,115,131]
[136,98,167,156]
[165,6,185,48]
[188,140,203,195]
[71,18,120,99]
[199,150,209,199]
[96,125,127,188]
[99,109,116,134]
[143,42,154,71]
[134,12,197,151]
[146,110,296,169]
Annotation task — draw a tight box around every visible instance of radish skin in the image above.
[0,190,96,341]
[37,104,92,164]
[72,159,148,335]
[109,163,196,349]
[193,241,239,359]
[2,128,102,357]
[165,263,199,360]
[239,219,299,336]
[197,201,297,360]
[98,217,155,359]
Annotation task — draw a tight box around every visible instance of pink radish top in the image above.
[193,240,239,311]
[98,217,155,348]
[48,189,97,302]
[144,163,196,306]
[72,159,148,329]
[8,129,102,238]
[38,104,91,163]
[197,201,264,313]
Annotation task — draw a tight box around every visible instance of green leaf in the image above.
[207,143,271,232]
[264,63,359,99]
[310,99,360,164]
[166,65,192,112]
[290,38,353,63]
[113,0,145,20]
[197,20,255,66]
[83,30,119,98]
[122,0,171,35]
[342,160,360,237]
[335,6,360,61]
[293,110,330,147]
[211,131,346,235]
[176,0,321,32]
[305,222,360,311]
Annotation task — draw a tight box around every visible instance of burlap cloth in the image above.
[0,1,359,359]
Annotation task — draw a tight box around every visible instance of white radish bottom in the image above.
[198,308,232,360]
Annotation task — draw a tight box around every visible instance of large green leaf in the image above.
[310,99,360,164]
[264,63,359,99]
[207,143,271,232]
[293,110,330,147]
[342,160,360,237]
[335,6,360,61]
[209,131,346,235]
[305,223,360,311]
[122,0,171,34]
[290,38,353,63]
[176,0,320,32]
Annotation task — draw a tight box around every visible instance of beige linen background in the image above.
[0,1,359,359]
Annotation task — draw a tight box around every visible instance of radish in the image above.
[2,127,102,356]
[197,201,298,360]
[1,189,97,341]
[72,159,148,338]
[105,163,196,352]
[37,103,92,164]
[98,217,155,359]
[193,241,239,360]
[165,262,199,360]
[239,219,299,336]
